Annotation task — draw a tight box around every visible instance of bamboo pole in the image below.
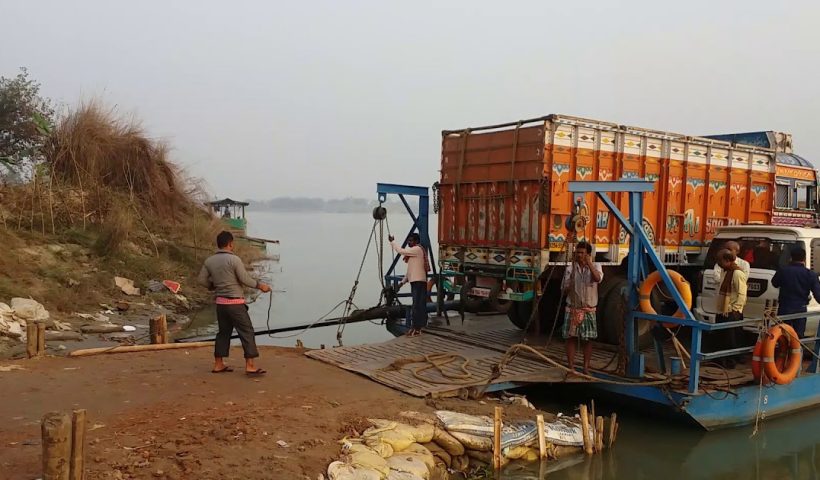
[608,413,617,448]
[68,342,213,357]
[27,323,38,358]
[42,412,72,480]
[69,409,86,480]
[595,416,605,453]
[37,322,46,357]
[579,404,593,455]
[536,414,547,459]
[590,400,597,452]
[493,406,502,470]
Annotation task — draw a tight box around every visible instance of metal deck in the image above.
[305,322,617,398]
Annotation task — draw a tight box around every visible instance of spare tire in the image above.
[598,276,653,348]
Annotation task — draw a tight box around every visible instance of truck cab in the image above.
[694,225,820,336]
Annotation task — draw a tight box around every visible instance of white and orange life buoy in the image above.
[759,324,803,385]
[638,270,692,328]
[751,335,788,383]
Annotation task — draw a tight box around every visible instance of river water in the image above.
[189,211,820,480]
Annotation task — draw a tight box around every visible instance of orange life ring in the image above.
[751,336,788,383]
[761,324,802,385]
[638,270,692,328]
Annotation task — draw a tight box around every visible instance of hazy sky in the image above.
[2,1,819,200]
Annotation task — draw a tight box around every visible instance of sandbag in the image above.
[403,444,436,472]
[422,442,451,467]
[350,449,390,477]
[543,417,587,446]
[503,445,539,461]
[365,428,415,453]
[350,442,394,460]
[466,450,509,468]
[449,431,492,452]
[451,455,469,473]
[432,426,464,457]
[387,455,429,480]
[435,410,537,449]
[550,445,584,459]
[386,471,424,480]
[327,461,382,480]
[365,419,435,451]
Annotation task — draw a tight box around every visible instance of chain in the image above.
[432,182,441,214]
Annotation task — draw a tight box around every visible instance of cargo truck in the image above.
[436,115,819,343]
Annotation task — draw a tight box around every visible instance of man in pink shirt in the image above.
[389,233,429,336]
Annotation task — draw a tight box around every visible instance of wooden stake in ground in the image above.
[42,412,72,480]
[608,413,617,448]
[158,314,168,344]
[37,322,46,356]
[149,317,159,344]
[69,409,86,480]
[579,404,593,455]
[27,323,38,358]
[536,414,547,459]
[595,416,605,453]
[493,406,502,470]
[590,400,597,452]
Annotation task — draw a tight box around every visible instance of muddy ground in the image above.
[0,345,545,480]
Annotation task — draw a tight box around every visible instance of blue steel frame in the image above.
[376,183,438,297]
[569,179,820,394]
[568,179,703,392]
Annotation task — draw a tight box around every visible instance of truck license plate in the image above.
[470,287,491,298]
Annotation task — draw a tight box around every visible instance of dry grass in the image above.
[0,100,257,314]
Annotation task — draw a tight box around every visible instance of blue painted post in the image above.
[689,326,703,394]
[626,191,643,377]
[670,357,682,375]
[654,334,667,374]
[812,338,820,374]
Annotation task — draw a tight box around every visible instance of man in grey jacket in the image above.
[198,231,271,375]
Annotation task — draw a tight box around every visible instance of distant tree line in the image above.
[247,197,403,213]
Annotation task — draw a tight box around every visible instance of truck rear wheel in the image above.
[507,300,533,329]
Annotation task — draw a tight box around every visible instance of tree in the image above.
[0,68,54,172]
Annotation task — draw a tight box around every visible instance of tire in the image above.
[507,300,534,330]
[598,276,653,348]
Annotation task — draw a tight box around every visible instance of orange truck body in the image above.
[437,115,818,297]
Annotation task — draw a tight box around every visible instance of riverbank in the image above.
[0,345,557,479]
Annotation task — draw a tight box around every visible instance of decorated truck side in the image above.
[436,114,819,343]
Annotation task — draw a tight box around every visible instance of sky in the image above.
[2,0,819,200]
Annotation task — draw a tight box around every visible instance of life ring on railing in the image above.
[761,324,802,385]
[751,336,788,383]
[638,270,692,328]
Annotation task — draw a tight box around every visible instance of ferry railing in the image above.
[567,179,820,395]
[633,310,820,394]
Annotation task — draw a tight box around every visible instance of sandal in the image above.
[211,367,234,373]
[246,368,267,376]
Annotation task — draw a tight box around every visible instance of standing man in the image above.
[389,233,430,336]
[772,247,820,338]
[561,241,603,376]
[198,231,271,374]
[713,240,750,282]
[714,249,748,364]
